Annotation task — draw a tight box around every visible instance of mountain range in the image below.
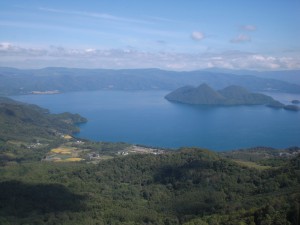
[203,68,300,85]
[0,67,299,95]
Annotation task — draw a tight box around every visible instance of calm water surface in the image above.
[12,91,300,151]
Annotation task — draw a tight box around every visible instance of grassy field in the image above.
[233,160,272,170]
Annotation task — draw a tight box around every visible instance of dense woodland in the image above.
[0,149,299,225]
[0,97,300,224]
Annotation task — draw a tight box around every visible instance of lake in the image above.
[12,91,300,151]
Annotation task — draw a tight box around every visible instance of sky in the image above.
[0,0,300,71]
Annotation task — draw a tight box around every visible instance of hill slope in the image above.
[0,97,86,141]
[164,83,225,105]
[0,97,87,162]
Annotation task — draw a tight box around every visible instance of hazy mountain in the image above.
[203,68,300,85]
[165,84,284,107]
[253,70,300,85]
[1,67,300,95]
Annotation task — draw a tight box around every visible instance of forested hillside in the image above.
[0,148,299,224]
[0,97,86,140]
[0,97,87,162]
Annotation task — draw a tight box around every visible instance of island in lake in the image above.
[165,83,285,108]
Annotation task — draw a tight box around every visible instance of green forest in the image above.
[1,149,299,225]
[0,97,300,225]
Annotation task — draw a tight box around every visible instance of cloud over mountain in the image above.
[1,43,299,71]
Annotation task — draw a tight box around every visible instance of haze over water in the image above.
[13,90,300,151]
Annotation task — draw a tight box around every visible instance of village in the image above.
[42,135,166,163]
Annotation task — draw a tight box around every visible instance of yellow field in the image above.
[63,135,73,140]
[47,145,84,162]
[50,147,73,154]
[63,158,83,162]
[50,157,83,162]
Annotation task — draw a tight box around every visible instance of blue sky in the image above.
[0,0,299,70]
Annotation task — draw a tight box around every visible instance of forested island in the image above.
[165,84,300,110]
[0,97,299,224]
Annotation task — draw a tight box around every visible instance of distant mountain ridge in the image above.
[203,68,300,85]
[0,67,300,95]
[165,84,285,108]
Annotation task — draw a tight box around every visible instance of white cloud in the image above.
[85,48,97,53]
[0,42,47,56]
[0,42,14,50]
[230,34,251,43]
[240,25,257,31]
[0,43,299,71]
[191,31,205,41]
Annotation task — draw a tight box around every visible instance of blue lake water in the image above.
[12,91,300,151]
